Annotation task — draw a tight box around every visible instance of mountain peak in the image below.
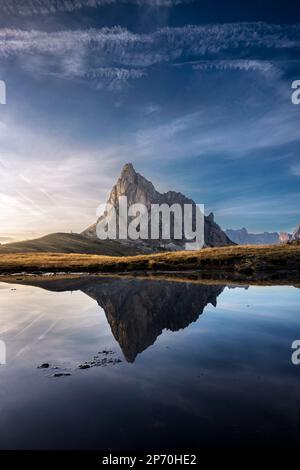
[120,163,136,178]
[82,164,233,248]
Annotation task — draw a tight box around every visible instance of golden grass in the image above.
[0,243,299,276]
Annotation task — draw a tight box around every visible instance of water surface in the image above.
[0,277,299,450]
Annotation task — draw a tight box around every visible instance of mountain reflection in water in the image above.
[21,276,226,362]
[0,278,299,450]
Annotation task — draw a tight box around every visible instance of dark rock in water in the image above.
[53,372,71,377]
[38,363,50,369]
[79,350,122,369]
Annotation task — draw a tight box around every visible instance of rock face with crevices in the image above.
[292,223,300,241]
[279,232,292,243]
[82,163,233,249]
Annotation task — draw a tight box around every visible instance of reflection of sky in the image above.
[0,281,299,449]
[0,283,114,367]
[0,2,300,240]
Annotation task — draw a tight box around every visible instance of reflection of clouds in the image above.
[16,319,59,357]
[135,286,300,429]
[15,312,44,338]
[37,320,59,340]
[0,280,299,449]
[0,284,111,367]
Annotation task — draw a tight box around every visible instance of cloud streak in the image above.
[192,60,280,77]
[1,23,299,61]
[0,0,192,16]
[0,23,299,88]
[85,66,147,89]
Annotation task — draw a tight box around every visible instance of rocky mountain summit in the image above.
[82,163,233,249]
[292,223,300,241]
[278,222,299,243]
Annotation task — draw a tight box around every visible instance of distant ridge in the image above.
[0,233,142,256]
[225,226,300,245]
[226,228,280,245]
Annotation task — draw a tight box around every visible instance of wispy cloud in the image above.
[0,23,299,88]
[0,119,125,238]
[127,102,300,161]
[291,163,300,176]
[85,66,147,89]
[192,60,280,77]
[0,0,192,16]
[1,23,299,61]
[216,193,300,219]
[0,236,13,242]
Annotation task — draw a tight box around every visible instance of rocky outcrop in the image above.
[292,223,300,241]
[82,163,233,249]
[226,227,280,245]
[279,232,292,243]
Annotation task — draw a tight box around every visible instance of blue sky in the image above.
[0,0,300,241]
